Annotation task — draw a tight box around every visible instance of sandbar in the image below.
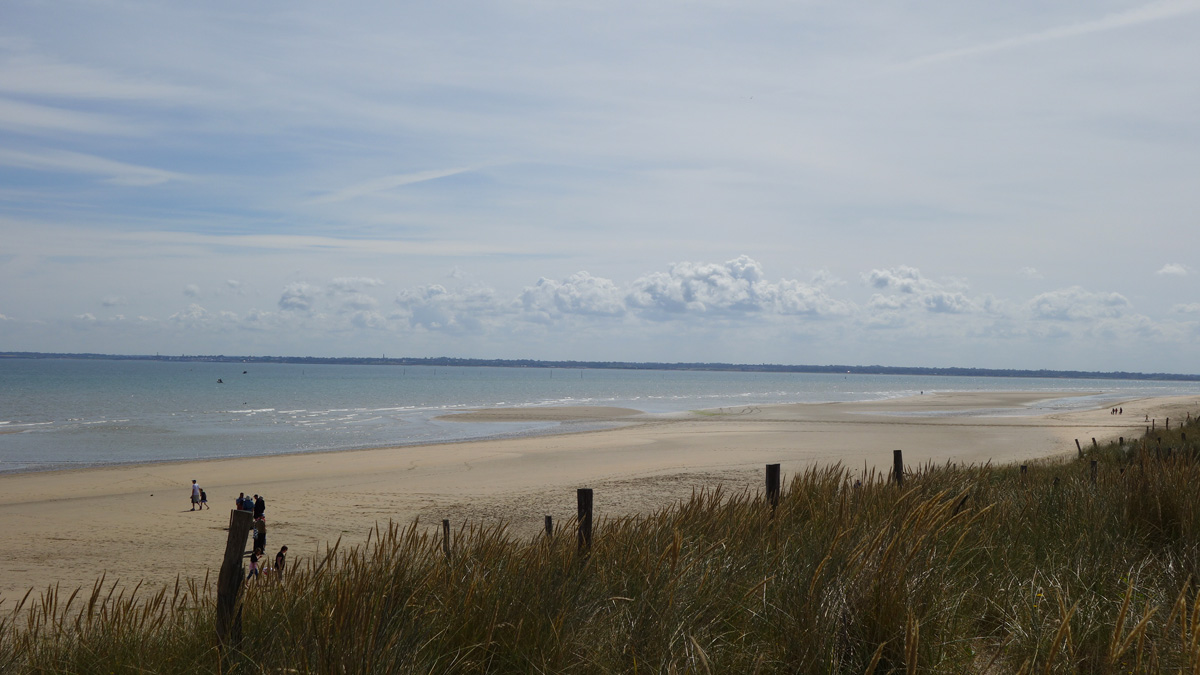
[1,392,1196,606]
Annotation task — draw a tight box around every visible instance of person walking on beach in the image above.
[275,546,288,579]
[253,494,265,520]
[200,489,209,509]
[190,480,201,511]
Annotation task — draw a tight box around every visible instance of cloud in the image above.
[626,255,848,318]
[1017,267,1043,280]
[183,284,200,298]
[863,266,975,314]
[0,147,184,186]
[866,266,925,293]
[329,277,385,293]
[310,167,478,204]
[1027,286,1131,321]
[897,0,1200,69]
[1157,263,1191,277]
[101,296,126,307]
[520,272,626,321]
[278,282,319,312]
[1172,303,1200,314]
[0,97,135,135]
[394,284,498,333]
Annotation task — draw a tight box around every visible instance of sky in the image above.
[1,0,1198,372]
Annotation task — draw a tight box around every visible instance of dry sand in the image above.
[1,391,1196,606]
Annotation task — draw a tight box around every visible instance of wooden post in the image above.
[1092,438,1098,451]
[1020,464,1027,476]
[544,515,553,538]
[893,450,904,487]
[216,509,254,653]
[1075,439,1082,458]
[1166,417,1170,430]
[1090,460,1098,485]
[1119,437,1124,446]
[765,463,781,509]
[442,519,450,559]
[577,488,593,556]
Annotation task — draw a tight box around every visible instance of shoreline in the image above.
[2,391,1197,606]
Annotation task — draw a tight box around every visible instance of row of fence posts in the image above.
[218,422,1199,654]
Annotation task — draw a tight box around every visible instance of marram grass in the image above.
[4,418,1200,673]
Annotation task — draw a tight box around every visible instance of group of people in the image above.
[1110,407,1124,415]
[187,480,288,581]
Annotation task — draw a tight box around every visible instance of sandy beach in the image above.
[1,391,1196,606]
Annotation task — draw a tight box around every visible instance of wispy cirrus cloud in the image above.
[0,97,135,135]
[896,0,1200,69]
[309,166,479,204]
[0,148,184,186]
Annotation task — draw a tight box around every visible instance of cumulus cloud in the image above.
[101,295,126,307]
[75,312,96,321]
[1157,263,1191,277]
[1017,267,1043,279]
[863,266,975,314]
[625,255,847,318]
[520,272,626,322]
[329,277,384,293]
[1027,286,1131,321]
[394,284,498,332]
[279,282,319,312]
[183,284,200,298]
[224,280,245,296]
[1172,303,1200,314]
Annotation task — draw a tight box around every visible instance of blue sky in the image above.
[1,0,1198,371]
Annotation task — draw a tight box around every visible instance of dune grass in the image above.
[4,415,1200,673]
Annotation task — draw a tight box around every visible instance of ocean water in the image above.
[2,358,1198,474]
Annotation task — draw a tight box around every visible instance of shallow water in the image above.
[1,358,1196,473]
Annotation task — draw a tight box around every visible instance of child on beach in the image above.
[275,546,287,579]
[247,548,261,581]
[200,489,209,509]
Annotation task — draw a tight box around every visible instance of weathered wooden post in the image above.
[442,519,451,559]
[1075,439,1083,458]
[1090,460,1098,485]
[577,488,593,556]
[893,450,904,487]
[1166,417,1170,430]
[766,463,781,509]
[1092,438,1098,451]
[1020,464,1028,476]
[544,515,553,538]
[216,509,254,653]
[1119,437,1124,446]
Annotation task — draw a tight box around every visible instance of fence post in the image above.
[442,519,450,559]
[216,509,254,654]
[893,450,904,487]
[577,488,593,557]
[1020,464,1027,476]
[1090,460,1098,485]
[1075,439,1082,458]
[766,463,781,509]
[1092,438,1098,451]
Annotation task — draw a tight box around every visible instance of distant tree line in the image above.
[3,351,1198,381]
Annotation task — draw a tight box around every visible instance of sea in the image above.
[2,358,1198,474]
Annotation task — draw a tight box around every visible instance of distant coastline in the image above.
[3,350,1197,382]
